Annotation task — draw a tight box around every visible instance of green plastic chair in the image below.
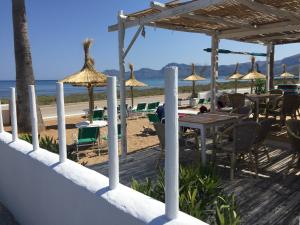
[146,102,158,112]
[132,103,147,112]
[75,126,100,159]
[155,102,160,107]
[103,124,122,140]
[147,113,160,123]
[198,99,205,104]
[93,109,104,121]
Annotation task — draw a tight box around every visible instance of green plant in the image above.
[255,79,266,94]
[131,164,240,224]
[19,134,76,161]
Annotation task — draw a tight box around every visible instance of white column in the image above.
[107,76,119,190]
[10,87,18,141]
[29,85,39,151]
[210,35,219,112]
[164,66,179,220]
[298,58,300,83]
[0,100,4,133]
[56,82,67,163]
[118,10,127,157]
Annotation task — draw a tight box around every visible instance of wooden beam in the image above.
[108,0,225,32]
[239,0,300,24]
[246,33,300,43]
[219,22,300,39]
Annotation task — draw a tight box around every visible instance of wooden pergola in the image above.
[108,0,300,156]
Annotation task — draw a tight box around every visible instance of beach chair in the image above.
[147,113,160,123]
[145,102,158,112]
[132,103,147,113]
[103,123,122,141]
[93,109,104,121]
[155,102,160,108]
[198,99,205,104]
[75,127,100,160]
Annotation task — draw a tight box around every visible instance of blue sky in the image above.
[1,0,300,80]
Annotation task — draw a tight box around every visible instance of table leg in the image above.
[200,125,206,165]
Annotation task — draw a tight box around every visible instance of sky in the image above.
[1,0,300,80]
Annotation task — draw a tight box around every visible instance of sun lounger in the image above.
[132,103,147,113]
[93,109,105,121]
[147,113,160,123]
[75,126,100,160]
[145,102,158,112]
[102,124,121,140]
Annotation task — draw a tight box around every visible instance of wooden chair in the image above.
[286,120,300,173]
[228,93,245,110]
[218,121,259,180]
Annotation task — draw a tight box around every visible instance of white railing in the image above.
[0,67,206,225]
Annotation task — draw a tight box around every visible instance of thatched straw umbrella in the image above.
[280,64,294,84]
[227,63,243,93]
[60,39,107,123]
[183,63,206,98]
[125,64,147,107]
[242,57,266,93]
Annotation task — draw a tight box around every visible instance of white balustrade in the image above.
[29,85,39,151]
[10,88,18,141]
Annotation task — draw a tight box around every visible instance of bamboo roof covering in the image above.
[183,63,206,81]
[109,0,300,45]
[242,57,266,80]
[228,63,244,80]
[280,64,295,78]
[125,64,147,87]
[60,39,107,87]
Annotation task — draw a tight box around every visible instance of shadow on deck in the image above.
[89,138,300,225]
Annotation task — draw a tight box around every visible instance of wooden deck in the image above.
[89,139,300,225]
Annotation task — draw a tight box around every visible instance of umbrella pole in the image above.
[192,81,195,98]
[251,80,253,94]
[131,86,134,108]
[235,80,237,93]
[88,86,94,123]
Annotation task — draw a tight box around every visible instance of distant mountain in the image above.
[103,53,300,80]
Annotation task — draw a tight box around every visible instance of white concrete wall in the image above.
[0,132,207,225]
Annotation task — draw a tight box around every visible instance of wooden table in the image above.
[246,93,281,121]
[179,112,240,164]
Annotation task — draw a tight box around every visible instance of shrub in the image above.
[19,134,76,161]
[131,164,240,225]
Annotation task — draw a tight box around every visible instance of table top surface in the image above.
[75,120,108,128]
[246,93,281,99]
[178,109,199,115]
[179,112,240,125]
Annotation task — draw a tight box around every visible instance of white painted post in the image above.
[29,85,39,151]
[210,34,219,112]
[298,58,300,83]
[164,66,179,220]
[56,82,67,163]
[118,10,128,158]
[107,76,119,189]
[10,88,18,141]
[0,100,4,133]
[266,43,273,91]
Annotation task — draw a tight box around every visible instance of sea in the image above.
[0,78,228,98]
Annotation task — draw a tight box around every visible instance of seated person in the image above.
[156,104,165,122]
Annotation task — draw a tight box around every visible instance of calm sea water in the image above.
[0,78,227,98]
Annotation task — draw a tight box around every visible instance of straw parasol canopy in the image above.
[183,63,206,98]
[60,39,107,123]
[280,64,294,83]
[242,57,266,93]
[227,63,244,93]
[125,64,147,107]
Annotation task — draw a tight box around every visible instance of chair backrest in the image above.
[269,89,283,95]
[93,109,104,120]
[198,98,205,104]
[147,113,160,123]
[281,95,300,115]
[78,127,99,140]
[228,93,245,109]
[255,119,274,145]
[117,123,121,136]
[137,103,147,111]
[233,121,259,153]
[147,102,157,110]
[231,105,252,117]
[153,122,165,150]
[286,119,300,153]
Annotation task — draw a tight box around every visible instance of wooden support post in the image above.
[107,76,119,190]
[10,88,18,141]
[266,43,274,91]
[29,85,39,151]
[0,101,3,133]
[165,66,179,220]
[56,82,67,163]
[210,35,219,112]
[118,10,128,157]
